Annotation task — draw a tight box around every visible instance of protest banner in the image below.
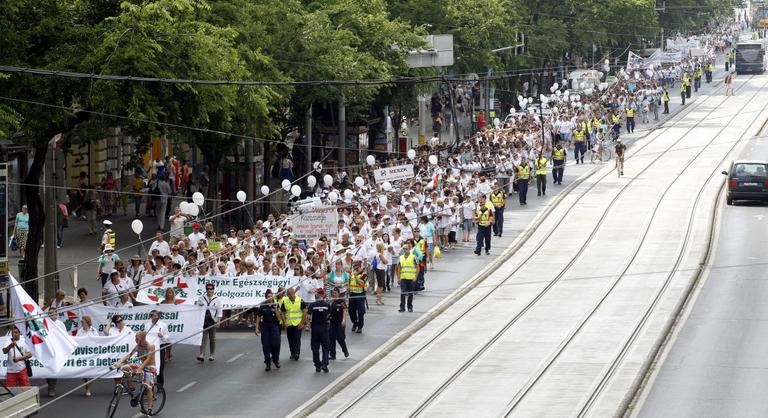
[291,207,338,241]
[373,164,415,183]
[75,304,205,346]
[195,275,299,309]
[0,333,133,379]
[135,274,196,305]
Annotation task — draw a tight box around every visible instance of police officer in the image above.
[572,126,587,163]
[280,287,307,361]
[611,111,622,140]
[255,289,282,371]
[328,289,349,360]
[309,288,331,373]
[100,220,115,252]
[534,151,548,196]
[662,89,670,114]
[684,72,692,98]
[474,194,494,255]
[348,260,367,333]
[399,241,421,312]
[490,184,505,237]
[515,160,531,205]
[551,143,566,185]
[706,62,714,83]
[694,65,702,92]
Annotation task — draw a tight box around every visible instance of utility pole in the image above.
[244,137,254,224]
[418,95,427,148]
[305,104,313,175]
[338,93,346,169]
[444,77,462,144]
[44,138,59,302]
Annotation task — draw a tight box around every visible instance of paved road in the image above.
[28,164,602,418]
[23,71,727,418]
[636,136,768,417]
[298,74,768,417]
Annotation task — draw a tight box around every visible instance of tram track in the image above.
[330,76,758,417]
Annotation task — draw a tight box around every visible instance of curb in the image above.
[288,71,729,418]
[287,163,602,418]
[621,107,768,417]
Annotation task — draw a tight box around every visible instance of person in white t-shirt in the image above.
[3,326,32,387]
[196,284,223,362]
[103,271,131,307]
[144,310,170,385]
[149,231,171,257]
[187,223,206,249]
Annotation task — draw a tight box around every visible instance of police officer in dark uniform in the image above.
[255,289,283,371]
[309,288,331,373]
[328,289,349,360]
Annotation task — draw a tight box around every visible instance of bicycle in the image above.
[589,139,612,163]
[106,368,166,418]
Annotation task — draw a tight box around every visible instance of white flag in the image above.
[9,274,78,373]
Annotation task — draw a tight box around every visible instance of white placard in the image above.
[373,164,415,183]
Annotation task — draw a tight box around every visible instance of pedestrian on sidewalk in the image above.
[84,186,99,235]
[156,175,172,231]
[663,89,670,114]
[11,205,28,258]
[255,288,282,371]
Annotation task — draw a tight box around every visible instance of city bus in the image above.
[735,40,767,74]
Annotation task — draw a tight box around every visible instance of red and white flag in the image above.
[9,274,78,373]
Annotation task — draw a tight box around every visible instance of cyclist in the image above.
[114,331,158,416]
[615,138,627,177]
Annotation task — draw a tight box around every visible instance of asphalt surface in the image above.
[637,134,768,418]
[26,167,597,418]
[16,64,728,418]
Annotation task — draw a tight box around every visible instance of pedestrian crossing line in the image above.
[176,381,197,393]
[227,352,245,363]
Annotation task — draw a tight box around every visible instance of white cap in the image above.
[103,220,113,225]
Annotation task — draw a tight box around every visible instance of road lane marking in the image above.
[176,381,197,393]
[227,352,245,363]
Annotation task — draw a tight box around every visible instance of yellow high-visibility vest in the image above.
[282,296,303,327]
[535,158,547,175]
[574,130,586,142]
[626,108,636,118]
[476,204,492,227]
[349,272,366,294]
[490,191,505,208]
[400,254,417,280]
[553,148,565,160]
[611,114,621,123]
[517,165,530,180]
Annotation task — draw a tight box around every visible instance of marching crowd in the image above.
[5,22,742,408]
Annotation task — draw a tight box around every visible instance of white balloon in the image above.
[604,59,610,66]
[550,85,556,93]
[281,179,291,191]
[192,192,205,207]
[428,155,438,165]
[378,195,388,206]
[323,174,333,187]
[366,155,375,166]
[382,181,392,192]
[179,201,188,214]
[327,191,338,202]
[307,176,316,188]
[556,90,562,96]
[131,219,144,235]
[236,190,246,203]
[517,95,524,103]
[354,177,364,188]
[290,185,301,197]
[263,221,270,229]
[407,149,416,160]
[552,106,559,113]
[313,161,322,171]
[553,82,559,90]
[343,189,354,201]
[188,203,199,217]
[261,185,270,195]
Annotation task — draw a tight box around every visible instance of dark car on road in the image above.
[722,160,768,205]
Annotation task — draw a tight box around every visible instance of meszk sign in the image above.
[0,333,132,379]
[195,275,299,309]
[76,304,205,346]
[291,207,338,240]
[373,164,414,183]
